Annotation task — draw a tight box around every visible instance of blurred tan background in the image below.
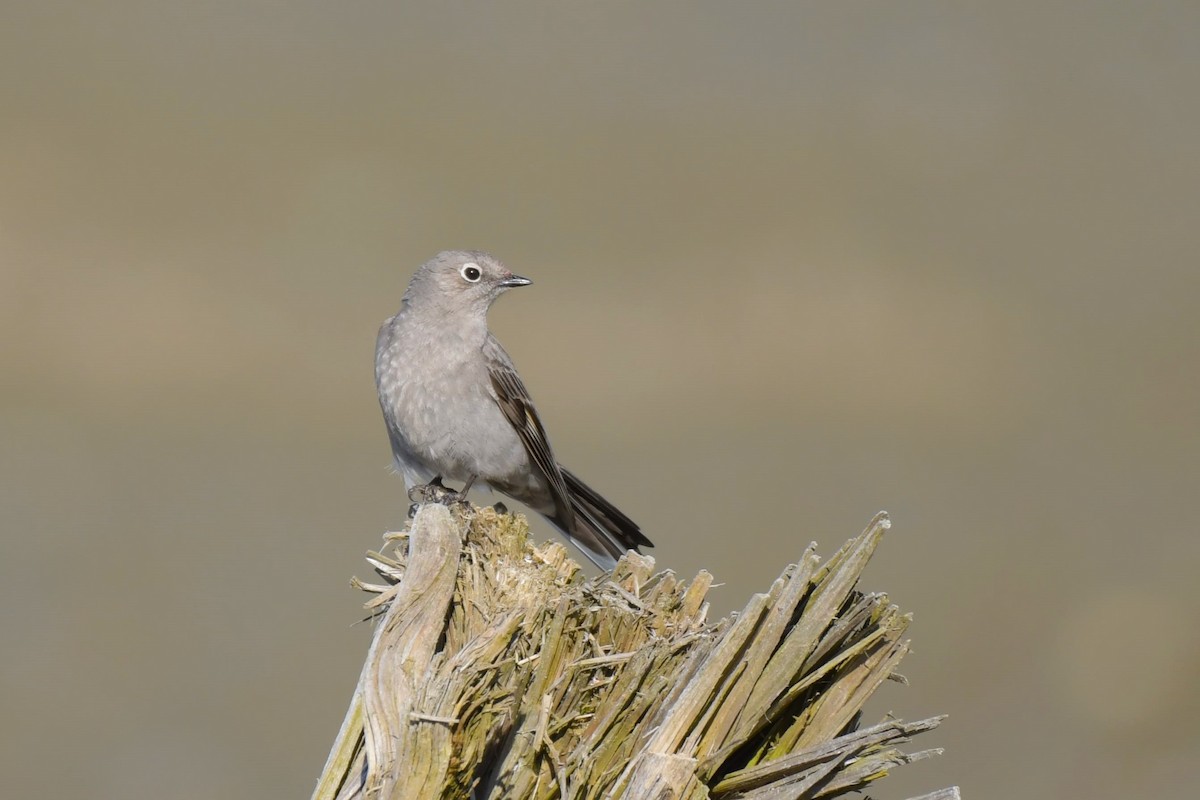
[2,3,1198,798]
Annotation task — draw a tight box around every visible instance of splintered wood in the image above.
[313,506,956,800]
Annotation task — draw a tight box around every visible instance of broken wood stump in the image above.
[312,505,956,800]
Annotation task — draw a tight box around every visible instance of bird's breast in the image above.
[376,320,532,485]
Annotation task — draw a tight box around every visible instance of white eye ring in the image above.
[460,263,482,282]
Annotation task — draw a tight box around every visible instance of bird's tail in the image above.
[555,466,653,569]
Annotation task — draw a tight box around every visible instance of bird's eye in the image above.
[461,264,482,282]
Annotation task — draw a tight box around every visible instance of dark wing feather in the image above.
[483,335,649,569]
[484,339,575,528]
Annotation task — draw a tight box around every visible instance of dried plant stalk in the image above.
[312,505,957,800]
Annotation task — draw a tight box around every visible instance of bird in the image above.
[374,250,653,569]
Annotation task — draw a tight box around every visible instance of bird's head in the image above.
[404,250,532,316]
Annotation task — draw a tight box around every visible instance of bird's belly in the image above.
[389,368,533,486]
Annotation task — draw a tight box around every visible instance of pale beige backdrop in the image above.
[3,3,1197,799]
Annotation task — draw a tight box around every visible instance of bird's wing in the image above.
[482,336,575,527]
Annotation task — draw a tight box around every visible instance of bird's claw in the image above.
[408,475,473,509]
[408,474,445,504]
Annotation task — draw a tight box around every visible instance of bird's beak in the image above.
[500,274,532,288]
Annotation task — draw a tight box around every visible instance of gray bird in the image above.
[375,250,653,568]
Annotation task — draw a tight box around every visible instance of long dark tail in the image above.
[555,466,653,568]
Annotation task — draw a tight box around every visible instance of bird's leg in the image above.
[440,474,477,508]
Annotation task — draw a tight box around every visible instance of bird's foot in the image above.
[408,474,449,505]
[408,474,475,509]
